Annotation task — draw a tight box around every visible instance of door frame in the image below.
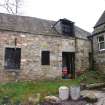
[62,52,75,79]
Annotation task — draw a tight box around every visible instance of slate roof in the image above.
[75,26,90,39]
[0,13,90,39]
[94,11,105,28]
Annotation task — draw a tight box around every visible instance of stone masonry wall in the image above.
[93,33,105,72]
[75,38,91,72]
[0,31,90,82]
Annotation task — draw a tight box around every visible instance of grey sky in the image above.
[0,0,105,32]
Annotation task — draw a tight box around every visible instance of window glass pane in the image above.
[41,51,50,65]
[5,48,21,69]
[62,25,70,33]
[100,42,104,50]
[98,36,104,42]
[61,20,74,36]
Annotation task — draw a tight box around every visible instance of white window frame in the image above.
[97,35,105,51]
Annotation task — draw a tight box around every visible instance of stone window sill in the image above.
[99,49,105,51]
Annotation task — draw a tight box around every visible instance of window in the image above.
[97,35,105,51]
[62,24,71,34]
[61,19,74,36]
[4,48,21,69]
[41,51,50,65]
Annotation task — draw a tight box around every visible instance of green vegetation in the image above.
[0,79,79,103]
[0,70,105,103]
[77,70,105,84]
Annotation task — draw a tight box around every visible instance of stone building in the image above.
[92,11,105,72]
[0,13,91,82]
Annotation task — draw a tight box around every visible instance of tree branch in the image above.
[0,0,22,15]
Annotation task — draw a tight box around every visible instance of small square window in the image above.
[41,51,50,65]
[4,47,21,70]
[98,36,104,42]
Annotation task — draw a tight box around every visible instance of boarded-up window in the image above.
[4,48,21,69]
[41,51,50,65]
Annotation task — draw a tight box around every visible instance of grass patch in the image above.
[0,70,104,103]
[0,79,79,102]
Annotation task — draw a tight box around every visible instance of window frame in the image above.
[97,35,105,51]
[4,47,21,70]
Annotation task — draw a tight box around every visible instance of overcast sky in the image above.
[0,0,105,32]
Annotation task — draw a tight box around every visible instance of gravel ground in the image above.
[62,100,88,105]
[41,99,88,105]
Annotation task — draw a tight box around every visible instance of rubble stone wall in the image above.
[0,31,90,82]
[93,33,105,72]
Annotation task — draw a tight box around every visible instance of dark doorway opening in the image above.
[89,52,92,70]
[62,52,75,79]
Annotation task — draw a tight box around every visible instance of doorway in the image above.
[62,52,75,79]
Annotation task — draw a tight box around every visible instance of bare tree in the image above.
[0,0,23,15]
